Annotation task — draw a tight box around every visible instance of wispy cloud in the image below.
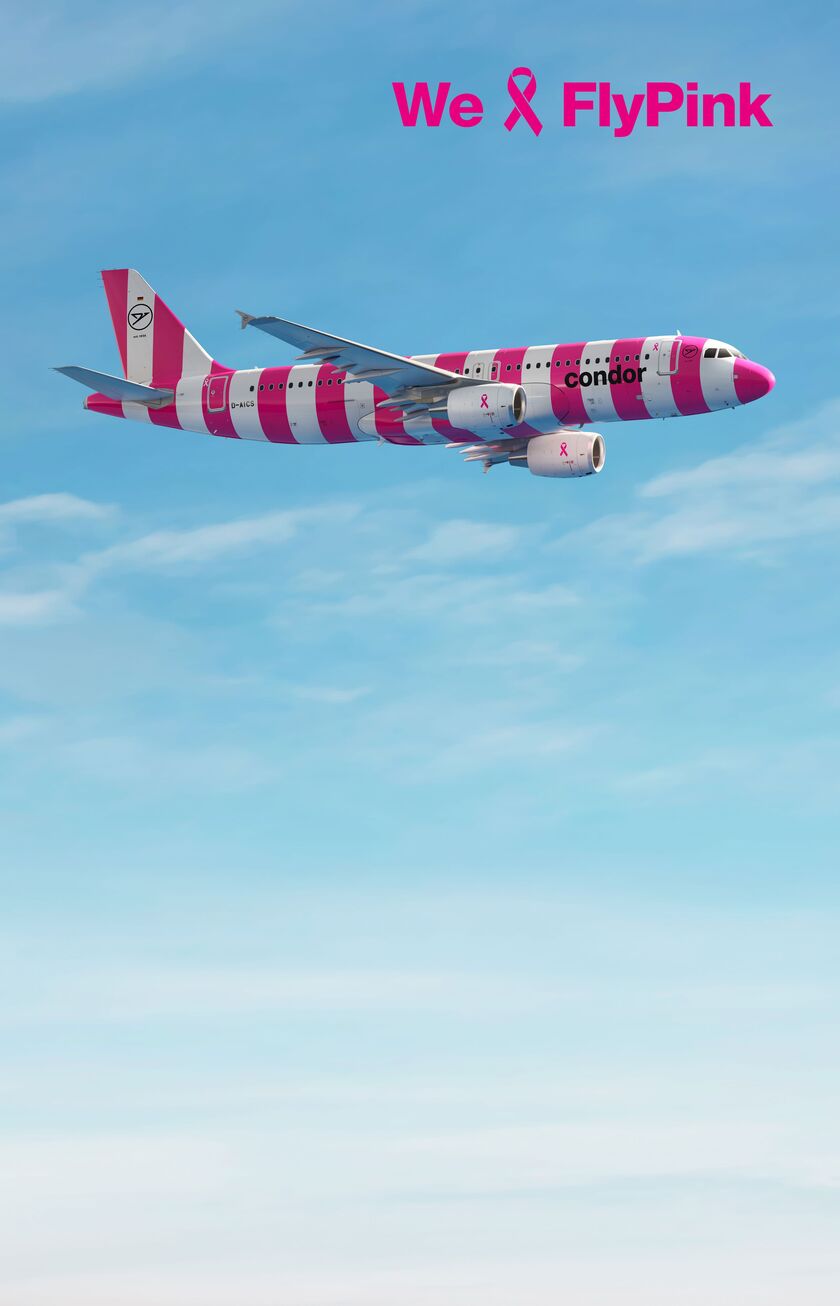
[564,399,840,564]
[0,2,280,104]
[0,493,113,526]
[82,503,358,574]
[0,586,79,625]
[410,518,523,565]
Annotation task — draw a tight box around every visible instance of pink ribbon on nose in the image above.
[480,392,489,409]
[504,67,543,136]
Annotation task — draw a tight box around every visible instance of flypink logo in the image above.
[391,76,772,136]
[503,68,542,136]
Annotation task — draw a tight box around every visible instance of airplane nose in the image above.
[734,359,776,404]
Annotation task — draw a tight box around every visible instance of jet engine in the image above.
[447,383,527,433]
[511,430,606,478]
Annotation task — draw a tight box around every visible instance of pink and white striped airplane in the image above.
[57,269,775,477]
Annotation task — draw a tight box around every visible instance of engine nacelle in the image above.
[514,431,606,478]
[447,383,527,433]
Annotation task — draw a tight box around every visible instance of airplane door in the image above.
[207,374,229,411]
[657,339,681,377]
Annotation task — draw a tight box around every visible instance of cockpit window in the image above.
[704,347,717,358]
[731,348,745,359]
[717,348,731,358]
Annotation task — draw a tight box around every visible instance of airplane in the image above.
[56,269,775,478]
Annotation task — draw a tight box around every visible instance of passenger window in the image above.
[269,384,274,391]
[259,384,264,391]
[249,385,254,393]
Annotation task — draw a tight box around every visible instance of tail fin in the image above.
[101,268,215,388]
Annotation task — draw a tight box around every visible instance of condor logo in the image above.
[127,303,153,332]
[565,363,647,389]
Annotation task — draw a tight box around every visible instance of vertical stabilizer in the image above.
[100,268,215,387]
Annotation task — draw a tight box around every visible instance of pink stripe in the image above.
[85,393,125,420]
[151,293,186,388]
[257,367,296,443]
[373,384,422,445]
[549,343,588,425]
[201,367,238,439]
[101,270,129,376]
[430,351,473,442]
[147,291,186,431]
[316,365,356,443]
[671,338,710,416]
[607,338,647,420]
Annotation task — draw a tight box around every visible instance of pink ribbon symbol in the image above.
[560,441,568,456]
[480,392,489,409]
[504,67,542,136]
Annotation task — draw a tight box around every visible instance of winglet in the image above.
[236,310,255,330]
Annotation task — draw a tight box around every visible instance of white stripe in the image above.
[699,348,738,411]
[126,269,154,384]
[286,366,326,444]
[181,328,212,379]
[639,336,678,418]
[579,339,620,423]
[176,375,209,435]
[522,344,563,431]
[228,369,266,440]
[122,400,151,425]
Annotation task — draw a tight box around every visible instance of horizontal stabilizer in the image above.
[54,365,174,405]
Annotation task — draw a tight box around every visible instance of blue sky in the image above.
[2,1,840,1302]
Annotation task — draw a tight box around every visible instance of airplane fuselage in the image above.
[84,333,775,447]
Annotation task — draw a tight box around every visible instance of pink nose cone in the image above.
[734,360,776,404]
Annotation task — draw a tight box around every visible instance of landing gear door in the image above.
[657,338,681,377]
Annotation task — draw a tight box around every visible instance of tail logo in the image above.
[128,303,153,332]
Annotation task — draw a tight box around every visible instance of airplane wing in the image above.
[237,310,475,406]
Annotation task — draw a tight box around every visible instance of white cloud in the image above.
[564,399,840,564]
[410,518,523,565]
[59,734,276,792]
[0,493,113,526]
[0,587,77,625]
[82,503,358,575]
[0,3,279,104]
[289,684,370,705]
